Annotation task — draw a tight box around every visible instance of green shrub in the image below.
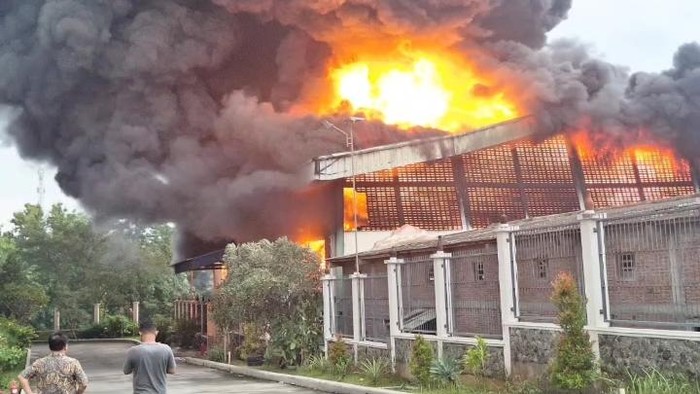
[241,323,265,360]
[0,318,36,348]
[463,336,489,378]
[303,354,330,373]
[78,315,138,339]
[430,357,462,388]
[359,357,389,386]
[549,272,597,391]
[154,315,175,344]
[0,373,20,391]
[103,315,138,338]
[333,356,351,380]
[266,300,323,367]
[410,335,434,388]
[78,323,106,339]
[0,347,25,372]
[626,368,700,394]
[173,319,200,349]
[208,347,226,363]
[328,337,351,368]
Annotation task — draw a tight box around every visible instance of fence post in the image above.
[496,224,517,377]
[132,301,140,325]
[93,303,101,325]
[321,274,335,357]
[53,308,60,331]
[385,255,403,371]
[578,210,609,360]
[431,248,452,359]
[350,272,366,363]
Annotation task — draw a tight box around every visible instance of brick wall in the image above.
[605,219,700,326]
[514,228,583,320]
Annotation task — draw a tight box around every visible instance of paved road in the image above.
[28,342,317,393]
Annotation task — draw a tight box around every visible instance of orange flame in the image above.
[344,187,369,231]
[572,131,690,186]
[310,43,520,132]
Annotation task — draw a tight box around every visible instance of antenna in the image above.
[37,166,46,209]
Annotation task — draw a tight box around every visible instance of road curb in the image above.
[32,338,141,345]
[183,357,405,394]
[71,338,141,344]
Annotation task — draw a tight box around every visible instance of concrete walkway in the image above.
[27,342,317,393]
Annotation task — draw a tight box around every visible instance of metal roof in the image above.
[171,249,226,274]
[311,117,536,181]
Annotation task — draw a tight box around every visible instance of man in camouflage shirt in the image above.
[17,332,88,394]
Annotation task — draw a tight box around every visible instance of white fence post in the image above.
[385,255,404,371]
[321,274,335,356]
[53,308,60,331]
[496,224,518,377]
[351,272,363,363]
[93,303,101,325]
[578,210,609,360]
[132,301,140,325]
[432,247,452,359]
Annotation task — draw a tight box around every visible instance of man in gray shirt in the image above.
[123,321,176,394]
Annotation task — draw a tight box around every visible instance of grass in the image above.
[626,368,700,394]
[192,353,700,394]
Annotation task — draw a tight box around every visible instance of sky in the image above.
[0,0,698,227]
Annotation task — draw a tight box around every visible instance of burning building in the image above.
[311,116,698,259]
[2,1,700,376]
[1,1,698,259]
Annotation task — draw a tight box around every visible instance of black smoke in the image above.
[0,0,697,257]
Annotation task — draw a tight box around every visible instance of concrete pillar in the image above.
[578,210,609,359]
[350,272,366,363]
[321,274,335,343]
[385,256,404,370]
[496,224,518,377]
[132,301,140,325]
[93,303,101,325]
[432,250,452,359]
[53,309,60,331]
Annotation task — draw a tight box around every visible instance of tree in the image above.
[550,272,597,392]
[0,235,48,323]
[212,238,323,365]
[2,204,188,329]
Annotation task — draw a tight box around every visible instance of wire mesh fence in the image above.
[331,276,354,338]
[447,242,502,339]
[363,275,390,342]
[602,207,700,329]
[513,224,583,322]
[398,253,437,334]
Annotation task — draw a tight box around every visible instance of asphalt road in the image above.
[27,342,317,393]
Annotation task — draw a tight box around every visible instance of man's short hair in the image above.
[49,332,68,351]
[139,320,157,333]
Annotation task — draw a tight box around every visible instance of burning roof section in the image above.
[313,119,699,232]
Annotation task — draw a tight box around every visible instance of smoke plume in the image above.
[0,0,697,257]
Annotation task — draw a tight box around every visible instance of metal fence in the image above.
[513,224,583,322]
[331,276,354,338]
[398,253,437,334]
[363,275,390,342]
[602,207,700,329]
[447,242,502,338]
[174,299,208,335]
